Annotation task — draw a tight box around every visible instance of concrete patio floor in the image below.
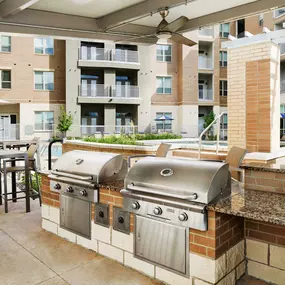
[0,195,270,285]
[0,198,162,285]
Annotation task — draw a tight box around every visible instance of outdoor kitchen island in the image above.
[40,153,285,285]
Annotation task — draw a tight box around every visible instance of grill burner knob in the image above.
[153,207,162,215]
[178,212,188,222]
[80,190,87,197]
[118,217,124,224]
[66,186,74,193]
[54,183,61,190]
[131,201,140,210]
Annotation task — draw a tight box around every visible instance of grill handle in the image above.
[51,170,92,181]
[127,184,198,201]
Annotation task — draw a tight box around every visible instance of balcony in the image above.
[78,84,141,104]
[198,56,213,70]
[198,27,214,38]
[78,47,140,70]
[275,9,285,19]
[199,89,213,101]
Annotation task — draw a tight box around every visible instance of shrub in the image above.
[135,133,182,140]
[57,106,73,138]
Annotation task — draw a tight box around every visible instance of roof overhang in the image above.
[0,0,284,42]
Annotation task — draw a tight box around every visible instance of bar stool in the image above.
[0,144,42,213]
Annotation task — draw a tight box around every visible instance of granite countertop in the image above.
[241,157,285,173]
[208,180,285,226]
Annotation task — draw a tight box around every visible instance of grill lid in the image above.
[51,150,127,183]
[124,157,230,204]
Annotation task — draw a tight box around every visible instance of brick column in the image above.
[227,41,280,152]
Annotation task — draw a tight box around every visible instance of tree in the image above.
[57,106,73,138]
[203,111,216,140]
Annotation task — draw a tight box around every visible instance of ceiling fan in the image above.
[117,9,197,47]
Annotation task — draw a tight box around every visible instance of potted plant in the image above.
[203,111,216,140]
[57,106,73,139]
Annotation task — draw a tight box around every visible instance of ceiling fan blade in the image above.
[163,16,189,32]
[115,33,155,43]
[170,33,197,47]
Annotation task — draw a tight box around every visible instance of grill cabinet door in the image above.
[60,194,91,239]
[135,216,187,275]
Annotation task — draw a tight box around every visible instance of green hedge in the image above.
[83,133,182,145]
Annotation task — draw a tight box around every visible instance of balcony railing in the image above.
[80,84,108,97]
[198,56,213,69]
[79,47,139,63]
[79,84,140,98]
[114,49,139,63]
[280,43,285,55]
[112,85,140,98]
[199,90,213,101]
[199,27,214,37]
[275,9,285,18]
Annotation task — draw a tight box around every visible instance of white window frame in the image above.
[156,76,172,94]
[220,80,227,96]
[220,23,230,38]
[156,44,172,62]
[34,111,54,131]
[156,112,172,131]
[0,69,11,89]
[220,51,228,67]
[0,35,11,53]
[34,71,54,91]
[34,38,54,55]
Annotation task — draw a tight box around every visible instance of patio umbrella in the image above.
[154,115,174,121]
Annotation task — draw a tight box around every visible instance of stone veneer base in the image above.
[41,204,245,285]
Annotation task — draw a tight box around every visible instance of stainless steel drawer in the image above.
[60,194,91,239]
[135,215,188,276]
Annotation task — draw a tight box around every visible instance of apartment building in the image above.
[65,25,229,138]
[0,35,65,140]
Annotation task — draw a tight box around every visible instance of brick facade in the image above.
[245,169,285,194]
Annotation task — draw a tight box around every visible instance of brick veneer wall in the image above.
[227,41,280,152]
[245,219,285,246]
[245,169,285,194]
[190,211,244,259]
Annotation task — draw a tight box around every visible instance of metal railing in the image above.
[199,90,213,101]
[198,56,213,69]
[199,27,214,37]
[79,47,139,63]
[80,84,108,97]
[112,85,140,98]
[274,9,285,18]
[80,47,109,61]
[280,43,285,55]
[198,112,226,159]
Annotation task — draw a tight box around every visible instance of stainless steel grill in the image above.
[120,157,231,276]
[48,150,127,239]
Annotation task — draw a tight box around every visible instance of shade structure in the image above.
[155,115,174,121]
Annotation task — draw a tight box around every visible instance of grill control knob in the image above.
[153,207,162,215]
[99,211,104,218]
[80,190,87,197]
[118,217,124,224]
[131,201,140,210]
[54,183,61,190]
[66,186,74,193]
[178,212,188,222]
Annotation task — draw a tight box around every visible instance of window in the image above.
[34,71,54,91]
[156,76,172,94]
[258,14,264,27]
[1,36,11,52]
[1,70,11,89]
[237,19,245,38]
[220,113,228,140]
[35,111,54,131]
[34,38,54,55]
[220,51,227,67]
[156,45,172,62]
[219,23,230,38]
[156,112,172,131]
[220,80,227,96]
